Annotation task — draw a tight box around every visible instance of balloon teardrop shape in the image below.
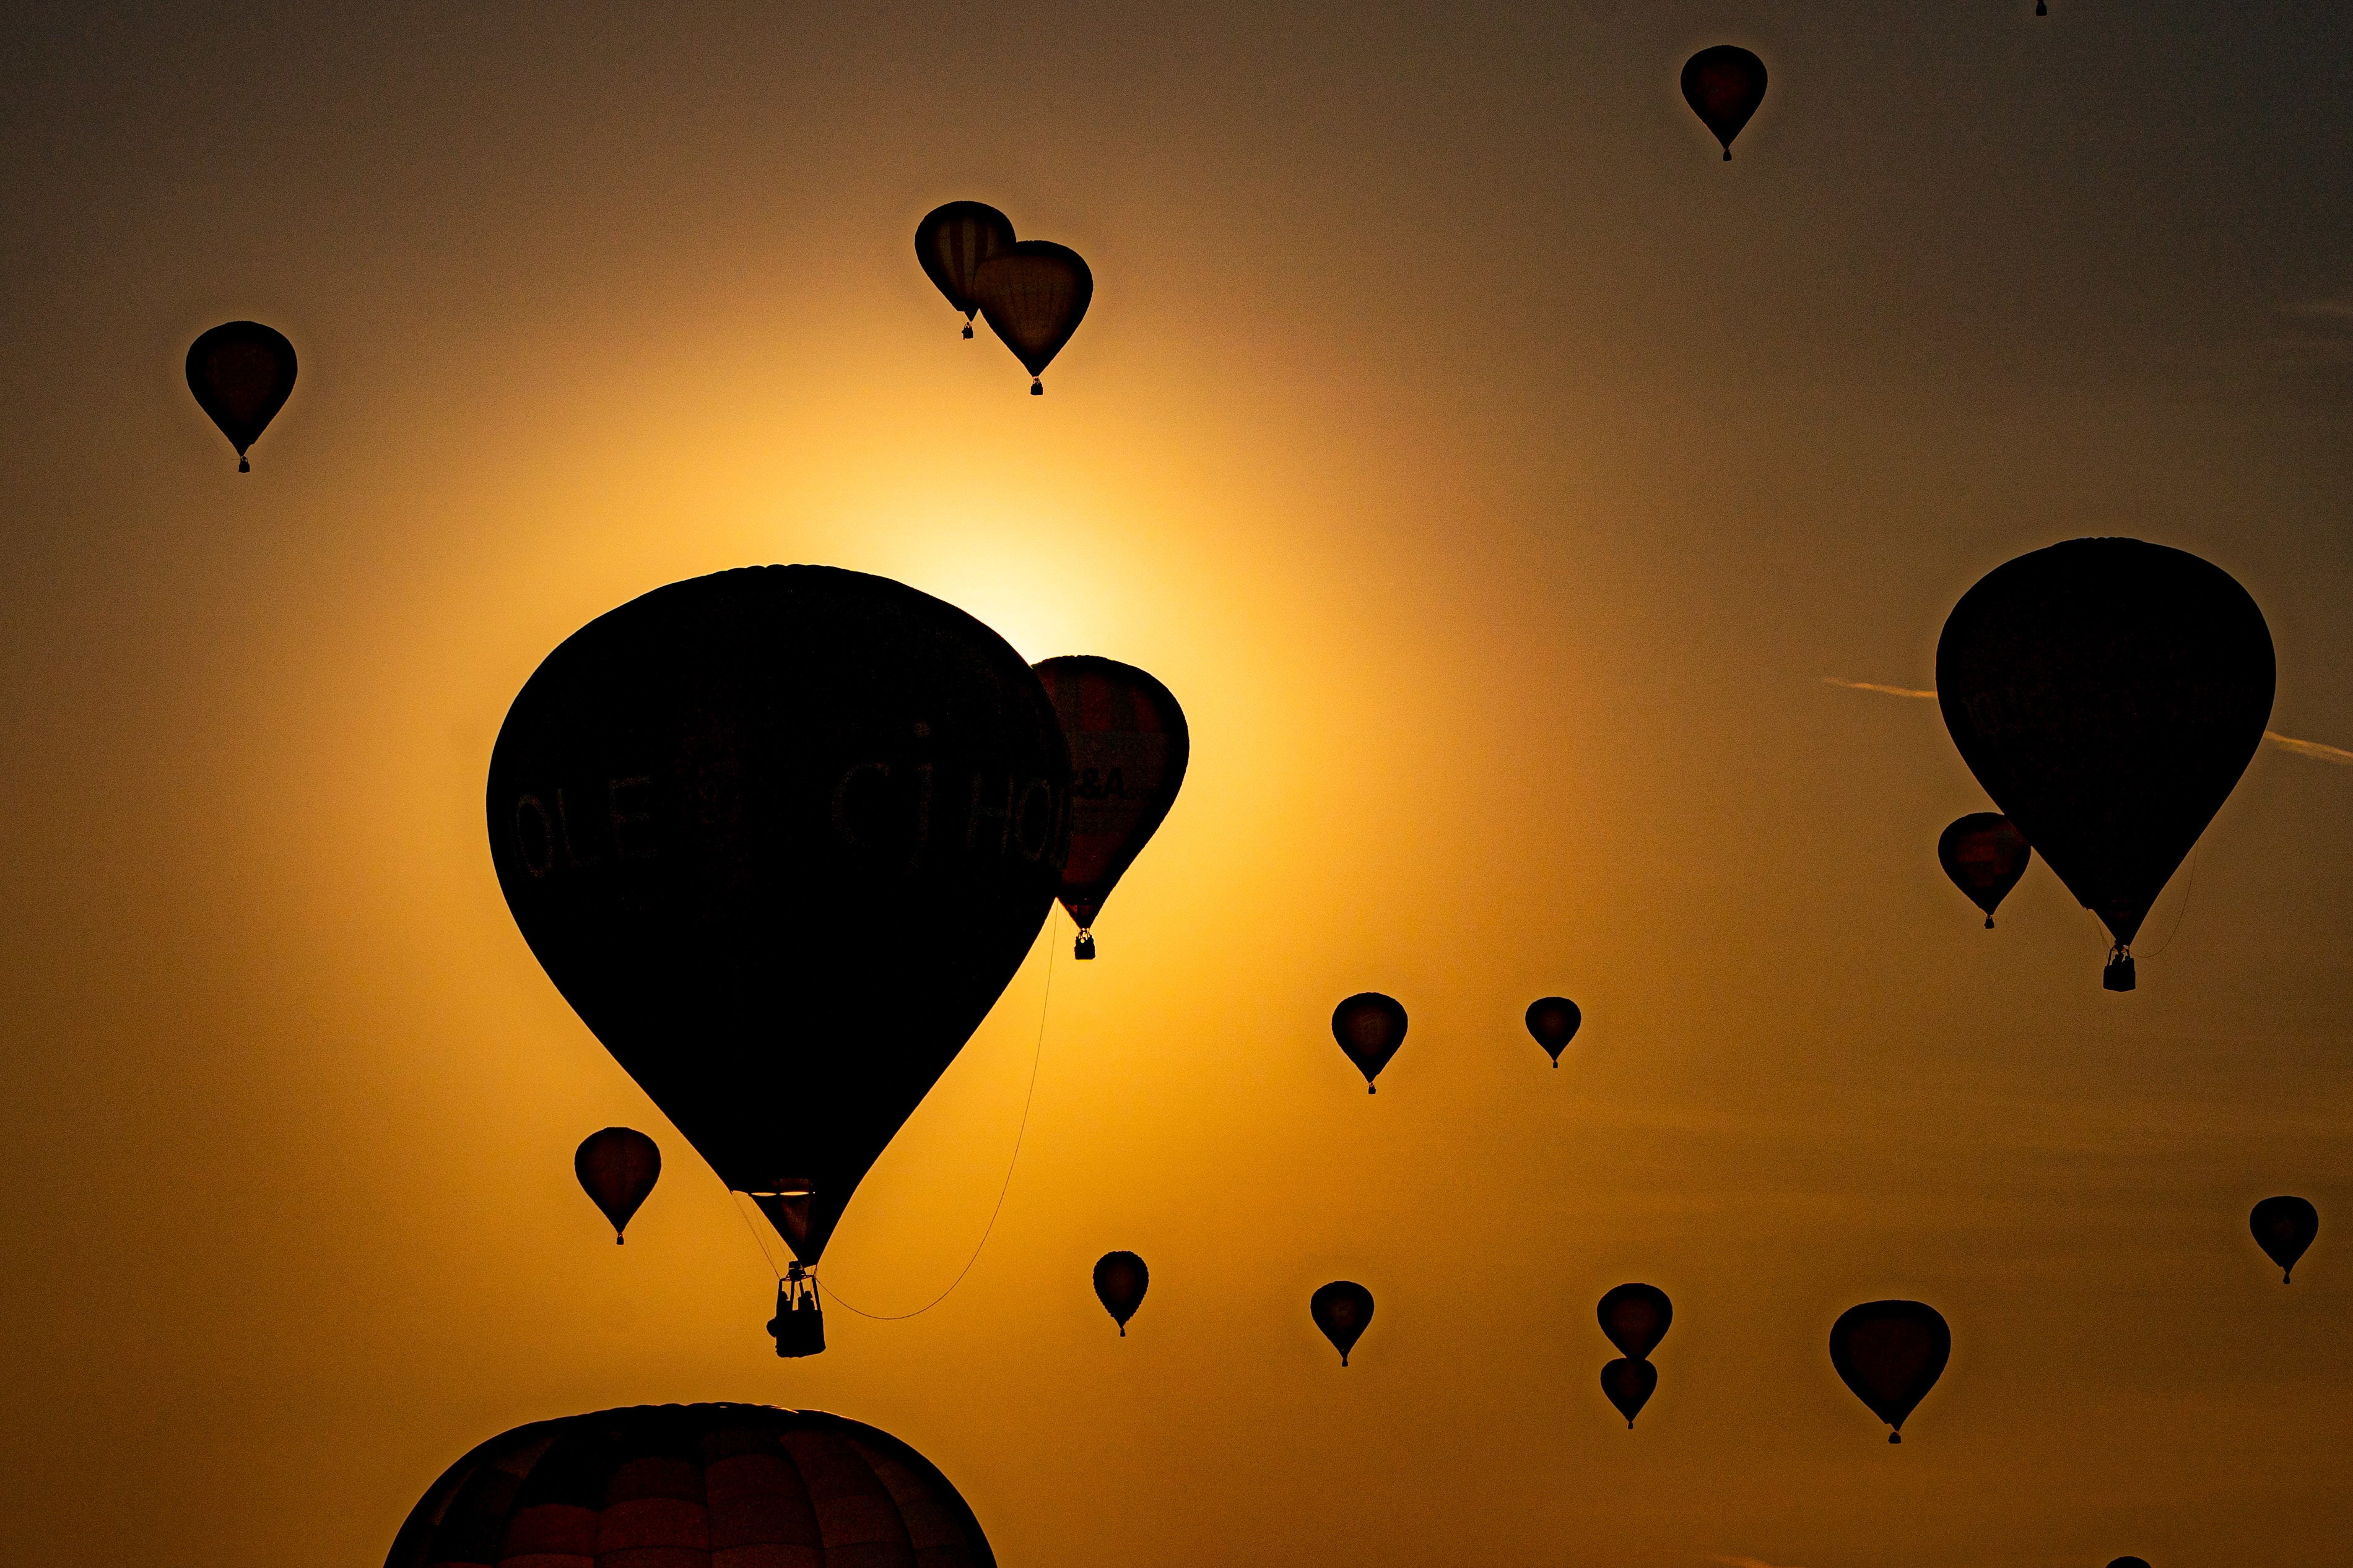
[2250,1195,2318,1283]
[915,202,1015,332]
[1033,656,1190,959]
[1601,1357,1658,1427]
[186,321,297,469]
[1598,1283,1672,1360]
[1938,812,2032,928]
[1332,993,1408,1092]
[1526,996,1582,1065]
[1682,46,1767,159]
[1830,1300,1951,1441]
[573,1127,661,1242]
[1094,1250,1149,1335]
[974,241,1092,388]
[1311,1280,1375,1366]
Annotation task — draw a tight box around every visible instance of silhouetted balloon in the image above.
[1601,1357,1658,1427]
[1938,540,2274,991]
[1830,1300,1951,1442]
[1311,1280,1376,1366]
[2251,1195,2318,1283]
[1094,1250,1149,1336]
[384,1403,996,1568]
[1598,1283,1672,1360]
[488,566,1069,1275]
[973,240,1092,393]
[1033,656,1190,959]
[1333,993,1408,1093]
[916,201,1016,338]
[573,1126,661,1243]
[1526,997,1581,1067]
[1682,46,1767,160]
[1938,812,2032,929]
[186,321,297,471]
[2106,1559,2149,1568]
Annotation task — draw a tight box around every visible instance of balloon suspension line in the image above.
[2136,844,2201,961]
[732,1189,788,1281]
[820,915,1059,1322]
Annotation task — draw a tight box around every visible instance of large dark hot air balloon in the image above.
[2250,1196,2318,1283]
[973,241,1092,394]
[1830,1300,1951,1442]
[384,1403,995,1568]
[488,566,1069,1353]
[1598,1283,1672,1360]
[186,321,297,471]
[1938,540,2274,991]
[1311,1280,1376,1366]
[1938,812,2032,929]
[1682,46,1767,160]
[573,1127,661,1243]
[1601,1358,1658,1428]
[1526,997,1581,1067]
[1332,993,1408,1093]
[915,201,1016,339]
[1033,656,1190,959]
[1094,1250,1149,1336]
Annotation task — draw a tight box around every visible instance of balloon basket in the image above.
[1030,378,1043,395]
[238,457,250,472]
[767,1271,827,1358]
[2102,950,2136,992]
[1074,931,1095,960]
[962,323,974,338]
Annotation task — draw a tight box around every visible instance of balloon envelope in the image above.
[974,240,1093,388]
[1032,656,1190,951]
[1938,539,2273,983]
[1093,1249,1149,1335]
[1682,46,1767,158]
[383,1403,995,1568]
[1938,812,2032,927]
[1598,1283,1672,1360]
[1526,997,1581,1065]
[573,1126,661,1242]
[1332,993,1408,1092]
[1830,1299,1951,1440]
[487,566,1069,1267]
[915,201,1016,329]
[1311,1280,1375,1365]
[2106,1559,2151,1568]
[1601,1357,1658,1427]
[2250,1195,2318,1283]
[186,320,297,469]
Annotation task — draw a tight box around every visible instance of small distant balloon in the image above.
[1526,997,1581,1067]
[1598,1283,1672,1360]
[2250,1196,2318,1283]
[1094,1250,1149,1336]
[1681,46,1767,160]
[1601,1358,1658,1427]
[2106,1559,2150,1568]
[1938,813,2032,928]
[1333,993,1408,1093]
[573,1127,661,1243]
[915,201,1015,338]
[973,240,1092,393]
[1033,656,1191,959]
[1830,1300,1951,1442]
[1311,1280,1375,1366]
[186,321,297,471]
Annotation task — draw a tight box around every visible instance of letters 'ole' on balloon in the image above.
[487,566,1071,1350]
[1682,46,1767,160]
[1938,813,2032,928]
[1333,993,1407,1093]
[1601,1358,1657,1427]
[186,321,297,471]
[1311,1280,1375,1366]
[915,201,1015,338]
[1094,1250,1149,1336]
[1526,997,1581,1067]
[1938,539,2274,991]
[973,241,1092,394]
[1033,657,1190,959]
[2250,1196,2318,1283]
[1598,1283,1672,1360]
[574,1127,661,1242]
[1830,1299,1951,1442]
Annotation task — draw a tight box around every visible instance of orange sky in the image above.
[2,3,2350,1565]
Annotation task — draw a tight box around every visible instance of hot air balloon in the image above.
[573,1127,660,1243]
[1033,656,1190,959]
[915,201,1016,339]
[186,321,297,471]
[1332,993,1408,1093]
[973,240,1092,394]
[1938,539,2274,991]
[2250,1196,2318,1283]
[487,566,1069,1354]
[1601,1358,1658,1427]
[1598,1283,1672,1360]
[384,1403,996,1568]
[1938,812,2032,929]
[1526,996,1581,1067]
[1830,1300,1951,1442]
[1311,1280,1376,1366]
[1682,46,1767,160]
[1094,1250,1149,1336]
[2107,1559,2149,1568]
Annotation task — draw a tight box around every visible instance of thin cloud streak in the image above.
[1822,678,2353,765]
[1820,676,1936,700]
